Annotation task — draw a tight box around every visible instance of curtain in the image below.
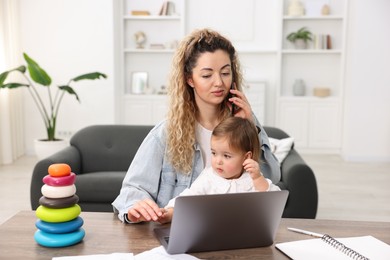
[0,0,24,164]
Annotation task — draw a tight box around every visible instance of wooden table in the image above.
[1,211,389,259]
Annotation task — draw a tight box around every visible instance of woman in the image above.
[112,29,280,223]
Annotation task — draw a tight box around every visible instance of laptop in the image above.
[154,190,289,254]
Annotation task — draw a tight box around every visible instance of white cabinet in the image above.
[243,81,266,124]
[277,0,348,151]
[114,0,185,124]
[279,98,341,152]
[123,95,168,125]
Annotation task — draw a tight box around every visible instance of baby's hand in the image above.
[243,158,262,180]
[157,208,173,224]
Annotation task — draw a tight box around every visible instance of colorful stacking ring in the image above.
[43,172,76,186]
[41,184,76,199]
[34,228,85,247]
[39,195,79,209]
[48,163,71,177]
[36,204,81,223]
[35,217,84,234]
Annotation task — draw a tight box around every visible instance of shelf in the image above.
[283,15,343,21]
[123,94,167,99]
[124,48,175,53]
[279,96,340,102]
[237,49,278,54]
[123,15,181,21]
[282,50,342,54]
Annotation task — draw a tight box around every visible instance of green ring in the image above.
[36,204,81,223]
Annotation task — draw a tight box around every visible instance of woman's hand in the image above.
[127,198,166,223]
[228,88,254,122]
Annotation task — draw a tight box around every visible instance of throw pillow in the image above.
[268,137,294,163]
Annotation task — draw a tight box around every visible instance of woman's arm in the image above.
[112,123,166,222]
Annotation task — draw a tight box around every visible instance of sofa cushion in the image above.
[75,171,126,203]
[269,137,294,163]
[70,125,153,173]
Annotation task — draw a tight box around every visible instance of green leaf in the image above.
[59,85,80,102]
[0,66,27,86]
[0,83,29,89]
[23,53,52,86]
[0,71,9,86]
[15,65,26,73]
[72,72,107,82]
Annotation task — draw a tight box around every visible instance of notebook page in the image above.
[276,235,390,260]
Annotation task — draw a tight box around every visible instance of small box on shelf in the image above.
[313,87,331,97]
[131,10,150,16]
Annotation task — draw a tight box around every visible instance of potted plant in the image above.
[0,53,107,158]
[286,27,313,49]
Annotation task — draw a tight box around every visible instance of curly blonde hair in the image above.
[166,28,243,174]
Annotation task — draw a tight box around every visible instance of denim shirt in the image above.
[112,119,281,222]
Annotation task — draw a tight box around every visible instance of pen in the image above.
[287,227,324,238]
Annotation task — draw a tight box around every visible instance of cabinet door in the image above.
[309,101,341,148]
[123,99,152,125]
[279,101,309,147]
[151,98,168,124]
[244,81,266,124]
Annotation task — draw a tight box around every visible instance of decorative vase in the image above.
[288,0,305,16]
[321,4,330,15]
[293,79,306,96]
[34,139,69,160]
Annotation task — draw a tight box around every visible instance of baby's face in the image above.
[210,136,247,179]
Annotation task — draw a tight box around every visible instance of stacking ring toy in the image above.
[48,163,71,177]
[35,217,84,234]
[41,184,76,199]
[36,204,81,223]
[39,195,79,209]
[34,228,85,247]
[43,172,76,186]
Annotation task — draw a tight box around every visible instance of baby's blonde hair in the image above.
[166,28,243,174]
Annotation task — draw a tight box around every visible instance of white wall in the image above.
[17,0,390,161]
[342,0,390,161]
[18,0,115,154]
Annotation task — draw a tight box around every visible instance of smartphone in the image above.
[228,83,236,116]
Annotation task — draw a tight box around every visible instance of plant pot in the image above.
[34,139,69,160]
[294,39,307,49]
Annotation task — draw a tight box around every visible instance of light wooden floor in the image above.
[0,154,389,225]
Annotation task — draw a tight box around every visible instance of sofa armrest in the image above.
[30,146,81,210]
[278,149,318,218]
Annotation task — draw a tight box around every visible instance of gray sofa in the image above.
[30,125,318,218]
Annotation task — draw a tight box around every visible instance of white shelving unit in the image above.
[114,0,185,124]
[276,0,348,153]
[114,0,348,153]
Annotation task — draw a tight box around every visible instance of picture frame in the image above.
[131,72,148,94]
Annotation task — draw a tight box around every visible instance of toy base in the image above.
[34,228,85,248]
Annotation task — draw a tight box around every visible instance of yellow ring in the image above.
[36,204,81,223]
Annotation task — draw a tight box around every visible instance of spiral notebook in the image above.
[276,234,390,260]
